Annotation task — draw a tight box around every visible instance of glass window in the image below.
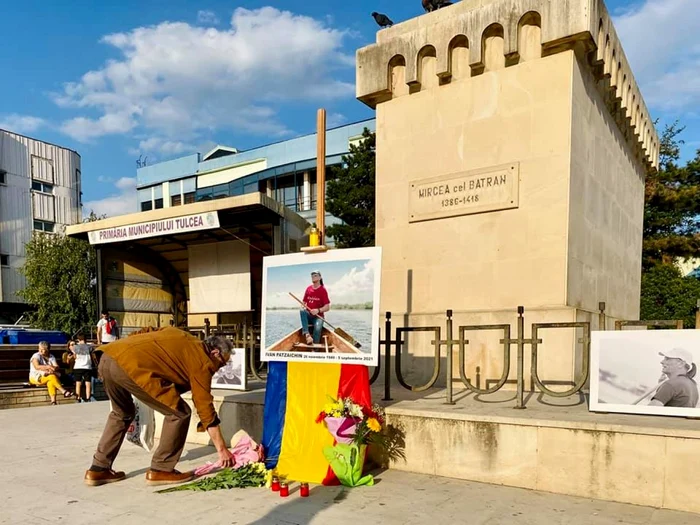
[184,192,196,204]
[153,185,163,200]
[31,181,54,193]
[0,170,6,184]
[171,194,182,207]
[212,184,229,199]
[33,220,55,233]
[141,201,153,212]
[195,188,213,201]
[0,254,8,266]
[230,180,243,196]
[154,198,164,209]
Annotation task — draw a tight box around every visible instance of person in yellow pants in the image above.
[29,341,72,405]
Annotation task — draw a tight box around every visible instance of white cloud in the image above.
[197,10,220,25]
[615,0,700,112]
[327,112,347,128]
[56,7,354,145]
[0,114,47,134]
[83,177,137,218]
[60,113,136,142]
[325,259,375,305]
[129,137,196,157]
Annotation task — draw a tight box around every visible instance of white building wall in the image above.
[0,130,81,305]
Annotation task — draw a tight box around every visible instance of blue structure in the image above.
[136,119,376,232]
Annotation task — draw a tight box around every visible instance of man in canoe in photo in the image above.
[299,270,331,345]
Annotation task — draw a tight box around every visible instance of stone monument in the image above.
[356,0,658,388]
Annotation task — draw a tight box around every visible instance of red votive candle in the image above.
[279,483,289,497]
[271,477,280,492]
[300,483,310,497]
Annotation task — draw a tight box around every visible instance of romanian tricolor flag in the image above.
[262,362,372,484]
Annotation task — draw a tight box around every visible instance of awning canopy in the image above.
[66,193,309,324]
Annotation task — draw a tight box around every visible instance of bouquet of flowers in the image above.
[157,462,272,493]
[316,397,386,488]
[316,397,385,446]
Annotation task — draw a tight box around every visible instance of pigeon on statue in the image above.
[372,12,394,28]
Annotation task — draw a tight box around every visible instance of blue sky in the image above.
[1,0,698,217]
[266,259,375,308]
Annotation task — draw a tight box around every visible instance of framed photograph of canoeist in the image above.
[590,330,700,418]
[211,347,247,391]
[260,247,382,366]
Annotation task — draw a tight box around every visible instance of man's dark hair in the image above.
[76,332,85,341]
[204,335,233,356]
[101,310,109,316]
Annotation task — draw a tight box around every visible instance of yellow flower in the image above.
[367,418,381,433]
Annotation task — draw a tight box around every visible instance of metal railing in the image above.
[180,302,695,409]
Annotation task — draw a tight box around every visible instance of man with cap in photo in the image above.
[299,270,331,345]
[649,348,699,408]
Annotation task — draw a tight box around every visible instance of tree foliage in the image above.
[18,215,101,335]
[643,122,700,267]
[640,264,700,329]
[326,128,375,248]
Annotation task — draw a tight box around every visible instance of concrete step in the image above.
[0,381,107,410]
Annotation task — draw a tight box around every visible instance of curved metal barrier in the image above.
[530,322,590,398]
[458,324,512,395]
[181,304,689,408]
[395,325,441,392]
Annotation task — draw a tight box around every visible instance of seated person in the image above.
[30,341,73,405]
[299,270,331,345]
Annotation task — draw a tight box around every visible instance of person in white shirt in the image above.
[72,333,96,402]
[97,311,119,344]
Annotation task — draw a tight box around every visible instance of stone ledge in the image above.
[170,386,700,513]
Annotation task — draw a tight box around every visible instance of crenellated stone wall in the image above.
[357,0,655,390]
[357,0,658,170]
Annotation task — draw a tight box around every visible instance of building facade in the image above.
[0,130,82,322]
[136,119,376,240]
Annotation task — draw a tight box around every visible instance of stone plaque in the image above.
[409,163,519,223]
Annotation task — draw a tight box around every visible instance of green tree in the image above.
[18,215,101,335]
[326,128,375,248]
[640,264,700,328]
[642,122,700,267]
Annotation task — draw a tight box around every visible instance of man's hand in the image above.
[207,425,234,467]
[310,308,320,316]
[218,447,234,468]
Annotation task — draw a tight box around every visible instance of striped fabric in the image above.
[262,362,371,484]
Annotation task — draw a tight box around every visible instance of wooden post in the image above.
[696,299,700,329]
[316,109,326,244]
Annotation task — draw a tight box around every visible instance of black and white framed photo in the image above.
[590,330,700,417]
[211,347,247,391]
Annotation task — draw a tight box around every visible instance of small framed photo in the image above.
[590,330,700,418]
[211,347,247,391]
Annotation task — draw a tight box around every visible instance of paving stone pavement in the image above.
[2,402,699,525]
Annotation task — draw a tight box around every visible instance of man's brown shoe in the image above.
[145,469,195,486]
[84,469,126,487]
